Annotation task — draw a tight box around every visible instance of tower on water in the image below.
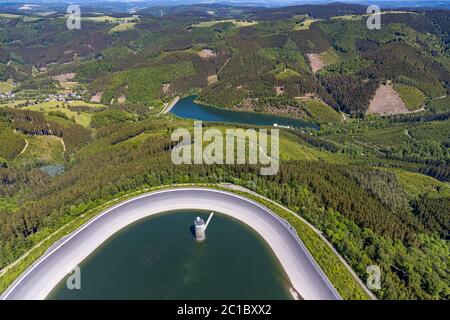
[194,212,214,241]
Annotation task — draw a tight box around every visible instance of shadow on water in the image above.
[189,225,196,239]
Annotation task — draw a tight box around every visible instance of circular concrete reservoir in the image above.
[48,210,292,299]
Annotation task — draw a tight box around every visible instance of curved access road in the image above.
[1,188,341,300]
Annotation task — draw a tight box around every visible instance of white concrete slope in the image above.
[1,188,341,300]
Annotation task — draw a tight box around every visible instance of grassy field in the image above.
[0,13,20,19]
[331,11,415,21]
[280,139,323,161]
[20,16,42,23]
[293,19,319,30]
[108,22,137,34]
[303,99,342,123]
[122,132,155,147]
[280,135,348,164]
[389,170,450,199]
[0,80,14,93]
[81,15,138,23]
[15,135,65,165]
[427,96,450,113]
[331,15,364,21]
[320,49,341,66]
[0,197,17,212]
[394,84,426,111]
[0,124,26,160]
[21,100,105,127]
[192,19,257,28]
[275,67,300,79]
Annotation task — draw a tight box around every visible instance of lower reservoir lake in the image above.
[48,210,292,300]
[170,96,318,130]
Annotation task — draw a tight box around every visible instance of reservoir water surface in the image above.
[170,96,318,130]
[48,210,292,300]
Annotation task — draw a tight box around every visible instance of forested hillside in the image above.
[1,5,449,115]
[0,113,448,299]
[0,3,448,300]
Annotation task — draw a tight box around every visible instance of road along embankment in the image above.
[1,188,341,300]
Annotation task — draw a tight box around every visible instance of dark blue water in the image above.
[47,210,292,300]
[170,96,318,129]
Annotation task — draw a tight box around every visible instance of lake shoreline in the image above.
[170,95,319,130]
[193,96,312,124]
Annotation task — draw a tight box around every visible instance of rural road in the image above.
[1,188,341,300]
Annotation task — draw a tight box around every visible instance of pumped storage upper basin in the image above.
[47,210,293,300]
[3,188,340,300]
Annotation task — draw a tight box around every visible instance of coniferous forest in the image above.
[0,2,448,300]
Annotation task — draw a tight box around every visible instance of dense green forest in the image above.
[0,3,448,300]
[0,111,448,299]
[1,4,449,115]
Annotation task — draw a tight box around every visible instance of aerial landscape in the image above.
[0,0,448,305]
